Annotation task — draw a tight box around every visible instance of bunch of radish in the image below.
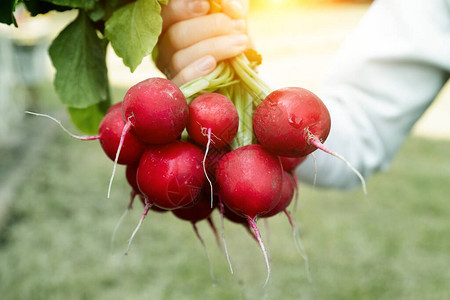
[25,3,366,285]
[26,51,366,285]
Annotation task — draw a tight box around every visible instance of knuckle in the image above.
[212,13,231,31]
[165,25,184,50]
[170,52,183,75]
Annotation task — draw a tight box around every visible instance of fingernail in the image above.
[232,34,248,46]
[188,0,209,14]
[233,19,246,31]
[228,0,244,17]
[196,56,216,72]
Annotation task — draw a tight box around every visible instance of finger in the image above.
[158,13,247,67]
[161,0,210,32]
[171,55,217,86]
[164,13,246,51]
[169,34,249,75]
[221,0,249,19]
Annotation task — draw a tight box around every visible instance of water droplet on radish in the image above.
[288,113,303,129]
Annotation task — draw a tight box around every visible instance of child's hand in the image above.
[157,0,249,86]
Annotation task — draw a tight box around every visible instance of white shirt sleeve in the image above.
[296,0,450,189]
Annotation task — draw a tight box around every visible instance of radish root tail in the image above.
[247,216,271,287]
[108,119,132,199]
[284,209,312,283]
[218,198,234,274]
[125,200,152,255]
[207,216,222,251]
[308,133,367,194]
[192,222,216,284]
[202,128,214,208]
[25,111,100,141]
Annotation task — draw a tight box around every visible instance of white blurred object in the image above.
[0,6,52,147]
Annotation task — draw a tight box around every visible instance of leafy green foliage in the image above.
[49,11,109,109]
[68,100,109,134]
[105,0,163,72]
[48,10,110,133]
[23,0,71,16]
[44,0,97,10]
[0,0,19,26]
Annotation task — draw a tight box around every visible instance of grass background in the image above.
[0,86,449,300]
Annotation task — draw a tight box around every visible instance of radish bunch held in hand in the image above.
[25,2,367,287]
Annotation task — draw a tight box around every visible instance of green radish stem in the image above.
[247,216,271,287]
[180,61,237,101]
[307,131,367,194]
[125,199,152,255]
[24,111,100,140]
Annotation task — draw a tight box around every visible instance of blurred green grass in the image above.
[0,102,449,299]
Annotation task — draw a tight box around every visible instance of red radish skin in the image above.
[122,77,188,144]
[261,171,296,218]
[253,87,331,158]
[126,164,140,194]
[172,191,216,222]
[187,93,239,148]
[99,108,146,165]
[137,141,206,210]
[215,144,283,219]
[279,156,307,173]
[205,146,230,193]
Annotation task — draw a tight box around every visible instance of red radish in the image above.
[279,156,307,173]
[122,77,188,144]
[186,93,238,207]
[137,141,206,210]
[216,144,283,219]
[186,93,239,148]
[253,87,330,158]
[253,87,367,193]
[215,144,283,286]
[126,164,168,213]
